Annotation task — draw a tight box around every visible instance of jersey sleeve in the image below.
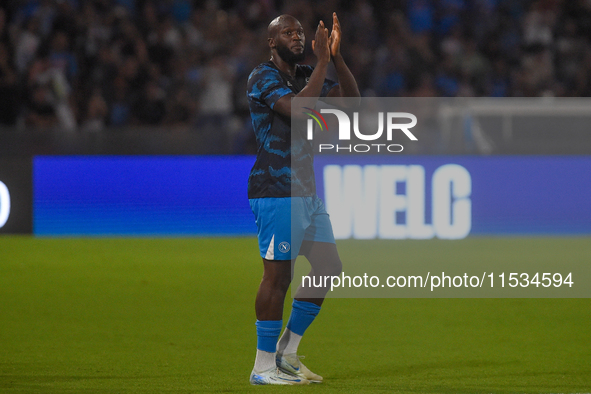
[300,65,338,97]
[247,66,293,109]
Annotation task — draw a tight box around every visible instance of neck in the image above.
[271,54,297,77]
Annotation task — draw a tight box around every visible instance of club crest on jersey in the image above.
[278,241,291,253]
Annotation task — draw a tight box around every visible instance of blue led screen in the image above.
[33,156,591,236]
[34,156,257,236]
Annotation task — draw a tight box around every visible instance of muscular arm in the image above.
[327,54,360,98]
[327,13,360,99]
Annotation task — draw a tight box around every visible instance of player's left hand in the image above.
[329,12,341,58]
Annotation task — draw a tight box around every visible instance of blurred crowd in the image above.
[0,0,590,153]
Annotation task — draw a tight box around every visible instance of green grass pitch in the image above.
[1,236,590,393]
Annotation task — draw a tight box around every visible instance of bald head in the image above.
[267,14,305,65]
[268,14,300,38]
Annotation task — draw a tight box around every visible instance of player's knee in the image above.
[328,258,342,277]
[263,269,292,292]
[276,274,292,292]
[314,258,342,277]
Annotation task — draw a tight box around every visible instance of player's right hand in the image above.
[312,20,330,64]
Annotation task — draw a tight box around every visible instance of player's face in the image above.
[274,20,305,64]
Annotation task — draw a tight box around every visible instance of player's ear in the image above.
[268,37,276,49]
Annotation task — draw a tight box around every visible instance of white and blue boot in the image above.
[249,366,310,385]
[277,353,323,383]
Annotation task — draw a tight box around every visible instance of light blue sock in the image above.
[286,300,321,336]
[255,320,282,353]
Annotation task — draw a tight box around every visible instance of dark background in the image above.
[1,0,590,155]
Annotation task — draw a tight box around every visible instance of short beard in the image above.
[276,45,305,64]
